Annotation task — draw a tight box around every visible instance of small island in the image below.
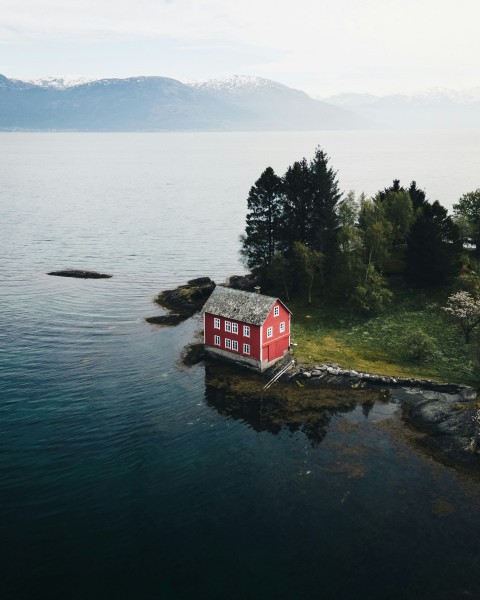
[47,269,112,279]
[146,149,480,475]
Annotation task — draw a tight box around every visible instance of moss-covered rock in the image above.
[154,278,216,316]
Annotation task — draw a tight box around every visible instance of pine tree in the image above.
[240,167,282,273]
[308,147,342,261]
[279,159,311,254]
[406,201,463,286]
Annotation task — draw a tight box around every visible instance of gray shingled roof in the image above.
[203,285,290,326]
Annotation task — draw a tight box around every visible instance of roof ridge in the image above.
[203,285,282,326]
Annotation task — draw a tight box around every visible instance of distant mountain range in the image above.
[0,74,366,132]
[322,88,480,129]
[1,74,478,131]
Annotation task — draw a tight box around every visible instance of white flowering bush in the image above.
[442,291,480,343]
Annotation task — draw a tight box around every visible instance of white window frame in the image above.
[243,325,250,337]
[225,338,231,349]
[214,317,220,329]
[280,321,285,333]
[232,340,238,351]
[274,306,280,317]
[232,322,238,335]
[243,343,250,355]
[214,335,221,346]
[225,321,231,333]
[267,326,273,338]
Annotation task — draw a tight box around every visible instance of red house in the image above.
[203,286,291,371]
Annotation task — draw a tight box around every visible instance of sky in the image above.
[1,0,479,97]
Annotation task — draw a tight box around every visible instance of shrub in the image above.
[401,328,438,362]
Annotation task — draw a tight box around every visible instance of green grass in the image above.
[289,288,479,387]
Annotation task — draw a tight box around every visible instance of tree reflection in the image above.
[204,363,386,446]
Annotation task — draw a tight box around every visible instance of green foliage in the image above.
[358,196,392,271]
[406,200,463,286]
[280,159,312,252]
[241,149,342,287]
[453,189,480,256]
[408,181,428,211]
[349,264,393,315]
[289,288,479,385]
[308,147,342,262]
[382,190,414,245]
[267,252,295,301]
[454,272,480,297]
[240,166,282,272]
[292,242,324,303]
[400,328,438,362]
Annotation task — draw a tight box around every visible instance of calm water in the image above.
[1,131,480,599]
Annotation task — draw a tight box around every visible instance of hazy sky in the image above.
[1,0,479,96]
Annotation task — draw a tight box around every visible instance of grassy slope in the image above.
[289,287,479,387]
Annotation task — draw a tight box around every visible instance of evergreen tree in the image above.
[378,179,403,202]
[279,159,311,254]
[308,147,342,264]
[406,201,463,286]
[408,181,428,212]
[379,179,427,212]
[240,167,282,273]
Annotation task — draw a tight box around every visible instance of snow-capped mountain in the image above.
[26,76,98,89]
[0,74,368,131]
[189,75,289,94]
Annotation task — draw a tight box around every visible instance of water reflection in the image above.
[204,363,389,445]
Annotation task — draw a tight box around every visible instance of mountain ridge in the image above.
[0,74,368,132]
[322,88,480,129]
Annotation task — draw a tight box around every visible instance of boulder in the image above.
[145,314,188,326]
[155,279,216,316]
[226,274,257,291]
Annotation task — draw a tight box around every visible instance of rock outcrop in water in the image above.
[47,269,112,279]
[146,274,259,326]
[146,277,216,326]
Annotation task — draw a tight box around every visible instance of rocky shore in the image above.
[148,275,479,475]
[284,360,479,473]
[293,361,476,396]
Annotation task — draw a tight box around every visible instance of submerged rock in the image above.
[181,342,205,366]
[145,314,188,326]
[393,387,480,472]
[47,269,112,279]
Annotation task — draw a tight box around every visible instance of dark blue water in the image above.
[1,132,480,599]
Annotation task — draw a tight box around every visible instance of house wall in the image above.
[204,346,261,370]
[204,312,261,360]
[261,300,291,362]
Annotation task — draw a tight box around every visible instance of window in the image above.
[225,338,231,349]
[243,325,250,337]
[280,321,285,333]
[274,306,280,317]
[232,340,238,351]
[243,343,250,355]
[267,326,273,338]
[232,322,238,334]
[214,318,220,329]
[225,321,231,332]
[214,335,221,346]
